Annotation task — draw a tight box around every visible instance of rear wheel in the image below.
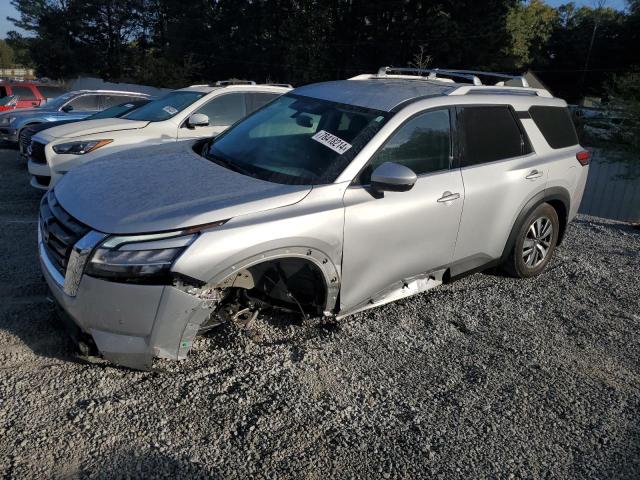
[503,203,559,278]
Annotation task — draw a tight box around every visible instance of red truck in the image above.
[0,83,66,111]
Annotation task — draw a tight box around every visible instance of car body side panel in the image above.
[172,183,347,312]
[452,153,548,270]
[340,169,465,311]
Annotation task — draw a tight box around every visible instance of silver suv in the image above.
[38,68,590,370]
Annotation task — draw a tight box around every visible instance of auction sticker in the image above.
[311,130,352,155]
[162,105,178,115]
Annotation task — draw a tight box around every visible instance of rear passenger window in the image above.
[364,109,451,181]
[11,86,36,100]
[529,106,579,149]
[67,95,100,111]
[246,93,278,114]
[458,106,531,167]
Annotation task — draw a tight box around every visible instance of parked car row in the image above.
[1,69,589,371]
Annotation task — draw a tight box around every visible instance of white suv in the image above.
[27,82,291,189]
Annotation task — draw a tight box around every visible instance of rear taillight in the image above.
[576,150,590,166]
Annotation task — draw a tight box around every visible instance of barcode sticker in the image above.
[311,130,352,155]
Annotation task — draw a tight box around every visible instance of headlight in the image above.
[85,232,196,284]
[84,220,227,284]
[0,116,16,126]
[52,139,113,155]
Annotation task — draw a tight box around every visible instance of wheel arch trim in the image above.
[500,187,571,262]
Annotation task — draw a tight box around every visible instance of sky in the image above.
[0,0,630,39]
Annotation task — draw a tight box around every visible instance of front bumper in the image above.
[0,128,18,142]
[28,159,52,190]
[38,224,214,370]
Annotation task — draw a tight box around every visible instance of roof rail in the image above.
[370,66,549,95]
[448,85,553,98]
[214,79,256,86]
[377,66,483,85]
[265,83,293,88]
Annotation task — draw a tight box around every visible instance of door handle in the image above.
[525,169,543,180]
[437,191,461,203]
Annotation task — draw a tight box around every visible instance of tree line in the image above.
[5,0,640,103]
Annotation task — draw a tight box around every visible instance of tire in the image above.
[503,202,559,278]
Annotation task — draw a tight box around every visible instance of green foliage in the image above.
[605,68,640,149]
[505,0,558,68]
[0,40,15,69]
[4,0,639,103]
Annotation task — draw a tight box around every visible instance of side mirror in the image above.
[370,162,417,192]
[187,113,209,128]
[61,105,73,113]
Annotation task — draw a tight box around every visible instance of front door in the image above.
[340,108,464,311]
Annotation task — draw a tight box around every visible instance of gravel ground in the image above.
[0,146,639,479]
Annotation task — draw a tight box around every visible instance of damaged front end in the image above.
[39,196,340,370]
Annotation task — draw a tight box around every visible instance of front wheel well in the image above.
[222,258,330,315]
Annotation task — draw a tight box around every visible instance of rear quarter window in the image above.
[529,106,579,149]
[11,86,37,100]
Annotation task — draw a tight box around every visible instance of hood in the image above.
[43,118,149,139]
[54,142,312,234]
[27,119,78,135]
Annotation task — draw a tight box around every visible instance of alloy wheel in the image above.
[522,216,553,268]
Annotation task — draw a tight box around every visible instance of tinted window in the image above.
[529,106,579,149]
[246,92,279,114]
[459,106,530,166]
[67,94,100,111]
[87,100,150,120]
[100,94,129,109]
[11,86,36,100]
[363,109,451,182]
[197,93,246,126]
[0,86,7,97]
[38,86,65,99]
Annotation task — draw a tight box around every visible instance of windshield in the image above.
[124,91,205,122]
[41,92,77,110]
[87,100,150,120]
[204,94,390,185]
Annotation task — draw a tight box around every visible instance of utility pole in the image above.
[579,0,607,103]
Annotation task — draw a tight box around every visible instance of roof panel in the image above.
[292,79,457,112]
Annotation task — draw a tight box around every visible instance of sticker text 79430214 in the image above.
[311,130,352,155]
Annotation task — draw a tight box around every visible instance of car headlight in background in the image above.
[0,116,17,126]
[84,220,227,284]
[52,139,113,155]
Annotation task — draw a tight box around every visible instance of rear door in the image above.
[341,107,464,310]
[451,105,546,273]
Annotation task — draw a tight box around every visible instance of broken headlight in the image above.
[85,232,197,284]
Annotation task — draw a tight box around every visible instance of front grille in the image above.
[29,140,47,165]
[40,191,91,277]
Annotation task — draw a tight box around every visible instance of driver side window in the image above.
[196,93,246,126]
[361,108,452,183]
